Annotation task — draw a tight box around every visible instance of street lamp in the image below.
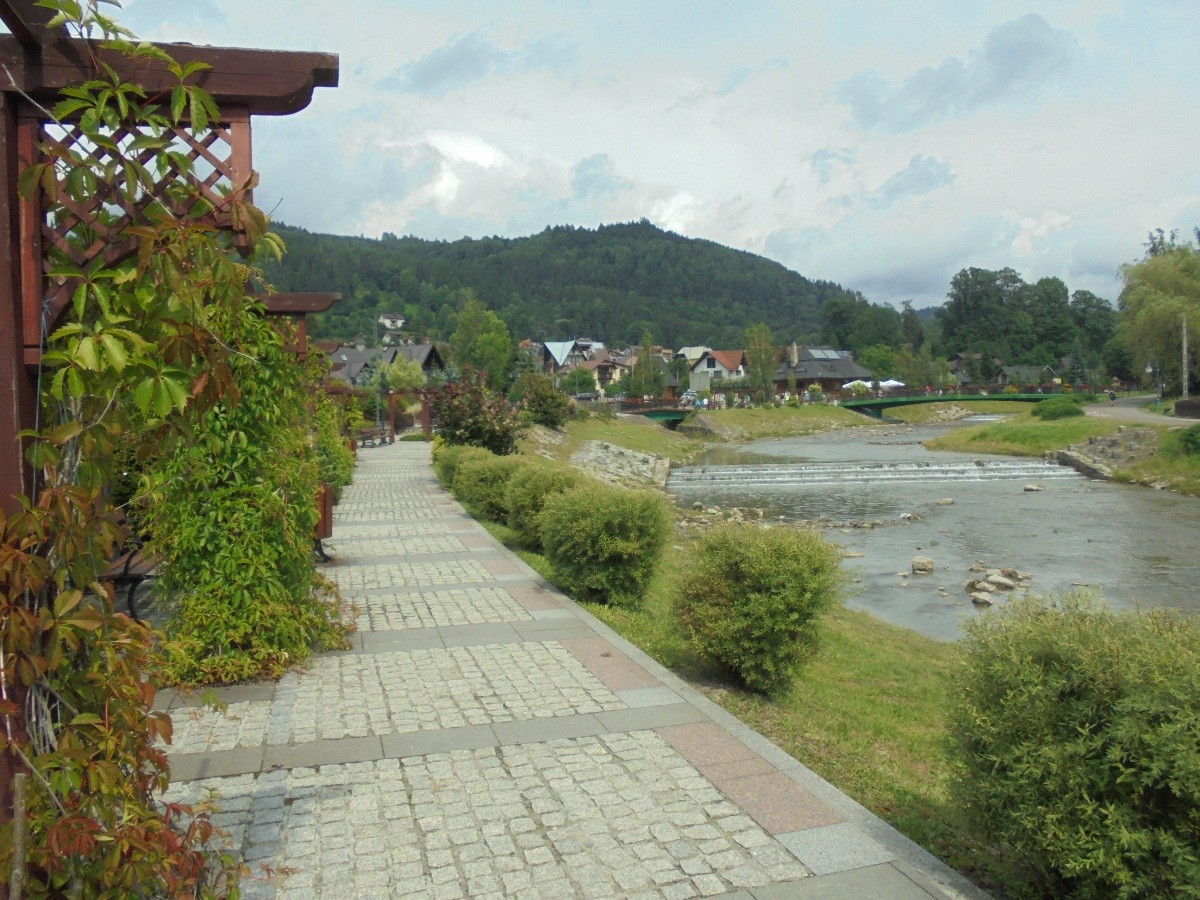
[1145,358,1163,402]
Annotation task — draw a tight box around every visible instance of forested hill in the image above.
[261,220,860,347]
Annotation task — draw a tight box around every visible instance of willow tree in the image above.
[1119,236,1200,397]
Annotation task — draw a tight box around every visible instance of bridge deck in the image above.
[840,393,1045,418]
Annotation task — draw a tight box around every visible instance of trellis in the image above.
[0,0,339,849]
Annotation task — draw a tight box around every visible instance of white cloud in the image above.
[106,1,1200,309]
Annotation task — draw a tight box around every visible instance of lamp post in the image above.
[1146,358,1163,403]
[361,315,384,432]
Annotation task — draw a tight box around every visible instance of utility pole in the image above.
[1183,312,1190,400]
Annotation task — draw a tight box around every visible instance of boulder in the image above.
[911,556,934,574]
[1024,484,1044,492]
[935,498,955,506]
[841,549,865,559]
[987,574,1017,590]
[970,593,995,606]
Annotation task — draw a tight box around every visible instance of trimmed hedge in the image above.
[675,525,842,695]
[1032,395,1085,420]
[431,441,486,487]
[452,451,525,522]
[951,594,1200,898]
[505,461,581,547]
[539,484,670,606]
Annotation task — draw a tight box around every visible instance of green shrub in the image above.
[539,484,670,605]
[505,461,581,547]
[1032,395,1085,420]
[429,368,520,454]
[432,442,483,487]
[675,525,842,695]
[509,372,571,428]
[452,450,524,522]
[950,594,1200,898]
[1180,423,1200,456]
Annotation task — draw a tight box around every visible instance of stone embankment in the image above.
[569,440,671,488]
[1046,426,1158,482]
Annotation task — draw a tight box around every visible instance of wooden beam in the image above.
[0,36,338,116]
[0,0,59,53]
[258,292,340,315]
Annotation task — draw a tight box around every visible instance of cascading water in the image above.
[669,458,1081,488]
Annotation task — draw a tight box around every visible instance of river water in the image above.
[667,418,1200,641]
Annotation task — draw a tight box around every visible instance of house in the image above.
[675,346,710,367]
[577,348,627,390]
[948,352,1003,385]
[690,349,746,393]
[772,345,872,394]
[998,365,1055,388]
[376,314,405,336]
[542,340,588,374]
[393,343,446,374]
[326,343,383,386]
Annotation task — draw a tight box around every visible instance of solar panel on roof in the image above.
[810,349,838,360]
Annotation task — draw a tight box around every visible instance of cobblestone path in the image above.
[159,443,985,899]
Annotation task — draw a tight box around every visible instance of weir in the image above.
[668,458,1083,488]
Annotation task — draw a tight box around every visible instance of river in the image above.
[666,418,1200,641]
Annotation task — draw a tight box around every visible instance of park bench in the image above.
[101,536,159,622]
[358,427,384,447]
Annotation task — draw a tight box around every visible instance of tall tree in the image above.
[1020,277,1075,363]
[450,292,514,388]
[743,323,778,399]
[901,300,925,350]
[1070,289,1118,362]
[1118,237,1200,395]
[935,267,1026,360]
[626,331,667,398]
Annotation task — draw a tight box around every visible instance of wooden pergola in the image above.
[0,2,340,860]
[0,0,340,518]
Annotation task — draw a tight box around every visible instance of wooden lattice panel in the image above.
[17,107,252,349]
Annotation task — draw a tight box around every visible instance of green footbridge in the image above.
[840,393,1045,419]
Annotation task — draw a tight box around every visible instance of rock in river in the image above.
[911,556,934,574]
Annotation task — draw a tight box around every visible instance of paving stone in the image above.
[353,586,531,631]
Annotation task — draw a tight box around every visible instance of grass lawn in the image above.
[531,414,705,464]
[885,399,1036,424]
[924,410,1123,455]
[698,405,869,439]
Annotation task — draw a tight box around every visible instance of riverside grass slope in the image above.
[925,407,1200,496]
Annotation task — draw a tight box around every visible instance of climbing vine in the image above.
[0,2,346,892]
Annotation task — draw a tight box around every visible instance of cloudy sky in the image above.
[116,0,1199,309]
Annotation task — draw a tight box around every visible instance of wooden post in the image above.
[420,394,432,441]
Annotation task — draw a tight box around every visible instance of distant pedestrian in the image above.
[1109,390,1117,405]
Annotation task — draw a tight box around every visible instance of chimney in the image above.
[788,342,799,367]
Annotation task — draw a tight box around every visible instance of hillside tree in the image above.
[744,322,779,399]
[451,292,514,388]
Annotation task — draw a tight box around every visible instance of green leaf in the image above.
[133,377,155,414]
[99,333,128,372]
[162,376,189,412]
[75,335,100,371]
[170,85,186,125]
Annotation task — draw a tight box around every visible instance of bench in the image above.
[358,427,384,447]
[101,538,159,622]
